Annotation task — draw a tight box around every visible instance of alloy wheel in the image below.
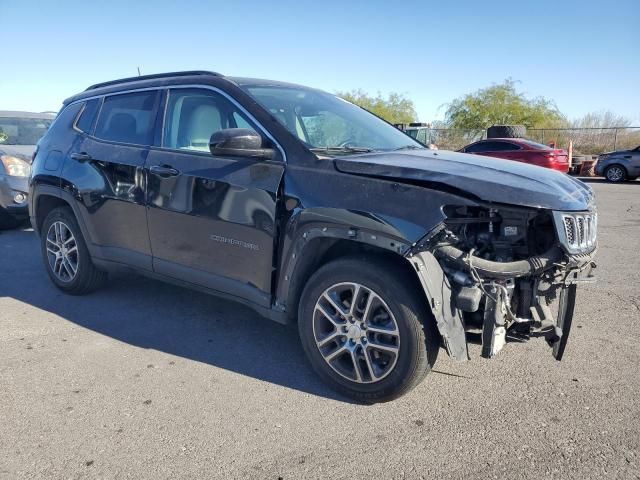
[606,166,624,182]
[313,282,400,383]
[46,221,79,282]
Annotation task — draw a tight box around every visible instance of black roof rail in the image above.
[85,70,223,91]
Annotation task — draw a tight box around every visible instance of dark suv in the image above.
[29,71,597,402]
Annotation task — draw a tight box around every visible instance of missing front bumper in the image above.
[409,248,596,362]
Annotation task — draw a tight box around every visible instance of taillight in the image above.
[544,151,567,163]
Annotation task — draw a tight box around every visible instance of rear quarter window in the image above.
[75,99,101,133]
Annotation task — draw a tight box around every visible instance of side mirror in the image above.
[209,128,275,160]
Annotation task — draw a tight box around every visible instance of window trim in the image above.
[65,85,286,162]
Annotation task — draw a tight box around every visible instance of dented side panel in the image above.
[274,162,477,311]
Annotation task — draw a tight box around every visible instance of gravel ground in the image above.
[1,179,639,479]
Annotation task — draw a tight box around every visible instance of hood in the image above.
[600,148,636,156]
[334,149,594,211]
[0,145,36,163]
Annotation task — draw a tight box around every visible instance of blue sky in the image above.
[1,0,638,123]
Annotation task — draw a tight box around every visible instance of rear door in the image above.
[64,90,160,270]
[145,87,284,307]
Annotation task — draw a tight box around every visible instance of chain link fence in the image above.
[416,127,640,154]
[414,128,485,151]
[527,127,640,154]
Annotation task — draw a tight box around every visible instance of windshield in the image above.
[241,86,422,153]
[0,116,53,145]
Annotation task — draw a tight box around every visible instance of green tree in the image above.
[443,79,566,130]
[336,89,417,124]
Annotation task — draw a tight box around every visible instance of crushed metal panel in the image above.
[409,251,469,362]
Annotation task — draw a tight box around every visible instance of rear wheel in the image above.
[298,256,439,403]
[604,164,627,182]
[40,207,107,294]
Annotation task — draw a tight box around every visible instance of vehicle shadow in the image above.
[0,227,353,403]
[578,177,640,185]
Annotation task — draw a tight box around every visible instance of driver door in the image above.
[145,88,284,307]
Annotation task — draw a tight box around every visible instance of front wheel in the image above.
[298,256,439,403]
[604,164,627,182]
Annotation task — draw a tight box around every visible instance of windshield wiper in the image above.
[394,145,425,151]
[310,146,373,155]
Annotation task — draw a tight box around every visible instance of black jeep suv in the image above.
[29,71,597,402]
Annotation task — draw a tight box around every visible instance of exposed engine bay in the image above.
[407,204,597,361]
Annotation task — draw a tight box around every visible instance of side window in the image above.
[467,141,518,152]
[232,112,253,130]
[163,88,258,152]
[75,98,100,133]
[466,142,491,153]
[417,129,428,145]
[95,91,157,145]
[497,142,520,151]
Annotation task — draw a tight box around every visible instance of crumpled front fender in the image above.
[407,250,469,362]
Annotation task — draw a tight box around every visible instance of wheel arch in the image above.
[277,229,421,324]
[31,185,94,254]
[34,194,70,233]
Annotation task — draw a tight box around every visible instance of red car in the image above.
[459,138,569,173]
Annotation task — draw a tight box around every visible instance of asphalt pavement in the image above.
[1,179,639,479]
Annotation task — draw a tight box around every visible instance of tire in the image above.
[487,125,526,139]
[298,256,439,403]
[604,164,627,183]
[40,206,107,294]
[0,207,21,230]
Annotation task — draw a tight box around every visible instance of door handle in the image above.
[149,164,180,177]
[70,152,92,162]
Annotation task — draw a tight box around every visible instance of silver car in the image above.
[0,111,55,228]
[596,145,640,182]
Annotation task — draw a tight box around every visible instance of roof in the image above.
[63,71,322,106]
[227,76,314,90]
[84,70,222,91]
[0,110,56,119]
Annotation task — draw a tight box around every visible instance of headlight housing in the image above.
[553,211,597,254]
[0,155,31,177]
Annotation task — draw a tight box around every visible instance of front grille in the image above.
[554,211,597,253]
[563,217,575,244]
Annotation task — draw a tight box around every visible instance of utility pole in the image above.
[137,67,141,77]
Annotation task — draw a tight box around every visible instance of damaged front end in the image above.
[407,204,597,362]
